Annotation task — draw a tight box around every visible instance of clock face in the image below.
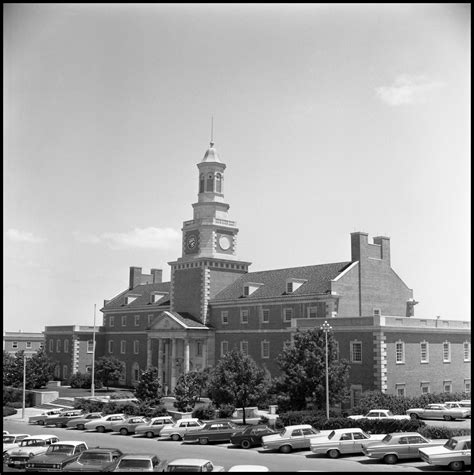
[187,234,197,249]
[218,235,231,251]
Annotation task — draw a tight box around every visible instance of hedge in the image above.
[3,387,35,407]
[3,406,17,417]
[418,425,471,440]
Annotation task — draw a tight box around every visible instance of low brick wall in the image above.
[31,390,59,406]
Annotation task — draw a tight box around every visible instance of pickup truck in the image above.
[348,409,410,420]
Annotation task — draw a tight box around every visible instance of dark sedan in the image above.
[62,447,123,472]
[182,420,241,445]
[230,425,278,449]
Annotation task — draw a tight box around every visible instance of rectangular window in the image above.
[421,382,430,394]
[420,341,429,363]
[240,309,249,324]
[63,365,68,379]
[396,384,406,397]
[443,341,451,362]
[196,341,202,357]
[396,341,405,364]
[240,340,248,356]
[333,340,339,361]
[87,340,94,353]
[286,282,293,293]
[148,315,153,327]
[221,311,228,325]
[464,342,471,362]
[350,341,362,363]
[443,380,452,393]
[108,340,114,354]
[133,340,139,354]
[351,385,362,408]
[221,341,229,357]
[26,341,32,349]
[134,315,140,327]
[243,286,249,296]
[308,303,325,318]
[373,308,381,316]
[464,379,471,394]
[261,341,270,359]
[121,315,127,326]
[120,340,126,354]
[283,308,293,322]
[56,339,61,353]
[49,339,53,352]
[308,307,317,318]
[64,339,69,353]
[262,309,270,323]
[86,366,92,373]
[110,316,115,327]
[12,341,18,349]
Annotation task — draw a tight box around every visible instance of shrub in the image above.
[3,387,35,407]
[134,402,168,418]
[418,425,471,440]
[217,403,235,419]
[193,403,217,420]
[73,398,107,413]
[69,372,97,389]
[3,406,17,417]
[6,401,24,409]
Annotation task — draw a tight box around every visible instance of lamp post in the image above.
[91,304,97,398]
[320,320,332,419]
[22,351,33,420]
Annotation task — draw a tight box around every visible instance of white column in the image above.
[157,338,163,383]
[146,337,152,369]
[184,339,190,373]
[202,339,207,368]
[163,340,169,394]
[170,338,177,390]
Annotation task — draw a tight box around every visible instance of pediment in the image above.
[150,311,186,330]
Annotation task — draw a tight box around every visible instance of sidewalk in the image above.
[3,407,45,423]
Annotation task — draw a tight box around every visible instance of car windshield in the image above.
[382,434,393,443]
[118,459,152,469]
[79,452,111,462]
[167,466,203,472]
[22,440,46,447]
[47,445,74,454]
[3,436,16,443]
[443,439,459,450]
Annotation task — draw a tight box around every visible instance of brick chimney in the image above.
[151,268,163,283]
[129,267,143,289]
[350,232,369,262]
[373,236,391,265]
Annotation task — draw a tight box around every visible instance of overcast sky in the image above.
[4,3,470,332]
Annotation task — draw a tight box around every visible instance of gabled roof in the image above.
[155,311,209,329]
[101,282,170,311]
[212,262,352,301]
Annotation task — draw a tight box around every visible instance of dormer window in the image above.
[125,295,138,305]
[150,292,167,304]
[286,278,307,294]
[242,282,264,297]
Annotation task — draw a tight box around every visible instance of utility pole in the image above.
[320,321,332,420]
[91,304,97,397]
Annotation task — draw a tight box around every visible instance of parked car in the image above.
[45,409,84,428]
[66,412,104,430]
[419,436,471,471]
[110,453,167,472]
[164,458,225,472]
[228,465,270,472]
[310,428,386,458]
[230,424,278,449]
[160,418,206,441]
[3,434,31,454]
[406,404,470,421]
[111,416,150,435]
[444,402,471,418]
[348,409,410,420]
[182,420,240,445]
[25,440,88,471]
[261,424,330,453]
[362,431,446,464]
[3,431,9,435]
[135,416,175,438]
[28,408,63,425]
[5,435,59,468]
[84,413,126,433]
[62,447,123,472]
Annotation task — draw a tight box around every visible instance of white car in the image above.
[228,465,270,472]
[419,436,471,471]
[165,458,225,472]
[3,433,31,454]
[348,409,409,420]
[261,424,331,453]
[159,418,205,441]
[134,416,175,438]
[310,428,386,458]
[444,402,471,418]
[83,413,126,432]
[5,435,59,468]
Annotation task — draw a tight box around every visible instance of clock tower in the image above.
[168,141,251,324]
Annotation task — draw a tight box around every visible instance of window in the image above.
[308,307,317,318]
[64,339,69,353]
[243,286,249,296]
[122,315,127,326]
[443,380,452,393]
[148,315,153,327]
[216,173,222,193]
[120,340,126,354]
[421,382,430,394]
[221,341,229,356]
[199,174,204,193]
[283,308,293,322]
[420,341,429,363]
[351,385,362,407]
[86,365,92,373]
[396,384,406,397]
[443,341,451,362]
[373,308,381,316]
[206,173,214,192]
[395,341,405,364]
[12,341,18,349]
[110,316,115,327]
[261,341,270,359]
[308,302,325,318]
[134,315,140,327]
[333,340,339,361]
[49,339,54,352]
[221,311,228,325]
[108,340,114,354]
[56,339,61,353]
[464,379,471,394]
[196,341,202,357]
[286,282,293,293]
[132,363,140,382]
[240,309,249,324]
[54,365,60,378]
[26,341,32,349]
[262,309,270,323]
[464,342,471,362]
[350,341,362,363]
[240,340,248,356]
[87,340,94,353]
[63,365,68,379]
[134,340,139,354]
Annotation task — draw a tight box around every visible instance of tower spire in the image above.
[210,115,214,146]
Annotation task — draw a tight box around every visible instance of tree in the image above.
[3,349,54,389]
[173,371,209,412]
[94,356,124,390]
[207,350,270,425]
[275,327,350,411]
[134,367,162,403]
[3,350,20,387]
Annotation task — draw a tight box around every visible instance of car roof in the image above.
[451,435,471,441]
[51,441,87,445]
[83,448,122,453]
[22,435,57,440]
[388,432,423,436]
[330,428,364,433]
[168,459,211,465]
[4,433,30,437]
[284,424,314,429]
[119,454,156,459]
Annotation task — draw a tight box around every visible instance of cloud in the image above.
[376,75,444,106]
[74,227,181,250]
[6,228,45,243]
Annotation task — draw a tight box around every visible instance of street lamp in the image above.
[22,351,34,420]
[320,320,332,419]
[91,304,97,398]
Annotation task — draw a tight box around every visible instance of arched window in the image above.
[216,173,222,193]
[206,173,214,192]
[199,174,204,193]
[132,362,140,383]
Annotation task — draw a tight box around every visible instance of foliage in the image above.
[109,390,136,399]
[3,349,54,389]
[134,367,162,404]
[274,328,350,411]
[174,371,209,412]
[3,406,17,417]
[192,403,217,420]
[70,372,93,389]
[3,387,35,407]
[207,350,270,424]
[6,401,24,409]
[418,425,471,439]
[133,401,168,418]
[94,356,125,390]
[73,398,107,413]
[217,403,235,419]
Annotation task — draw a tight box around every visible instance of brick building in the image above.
[45,140,471,403]
[3,331,44,355]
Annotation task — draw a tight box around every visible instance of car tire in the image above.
[120,428,128,435]
[383,454,398,464]
[55,423,63,428]
[240,439,251,449]
[38,420,44,425]
[279,445,292,454]
[449,461,464,471]
[328,449,340,459]
[443,415,454,421]
[77,424,85,430]
[409,413,418,420]
[199,438,209,445]
[146,431,154,438]
[171,434,181,441]
[97,426,106,433]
